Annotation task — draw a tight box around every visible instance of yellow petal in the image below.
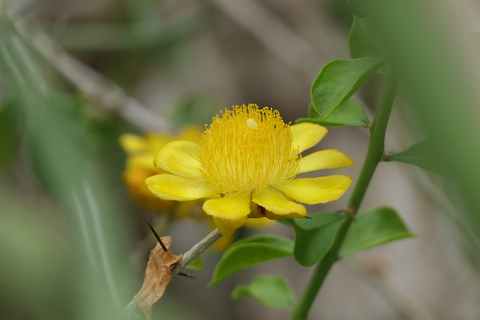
[206,220,234,251]
[144,133,173,152]
[178,125,203,142]
[119,133,149,153]
[172,200,205,220]
[203,195,251,221]
[154,140,202,177]
[273,175,353,205]
[123,169,172,211]
[126,154,158,171]
[290,122,328,153]
[298,149,355,173]
[252,187,306,219]
[146,174,217,201]
[212,233,235,251]
[244,217,276,229]
[212,216,248,238]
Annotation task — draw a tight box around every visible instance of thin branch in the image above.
[2,4,171,132]
[172,228,222,278]
[121,229,223,319]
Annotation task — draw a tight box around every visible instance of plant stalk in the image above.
[347,72,400,213]
[289,72,399,320]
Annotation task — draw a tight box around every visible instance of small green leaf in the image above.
[339,206,415,257]
[185,256,203,270]
[232,274,295,311]
[311,57,385,119]
[386,139,446,176]
[210,235,293,285]
[298,99,369,128]
[284,213,349,267]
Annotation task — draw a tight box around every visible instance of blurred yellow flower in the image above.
[146,104,355,237]
[119,127,203,212]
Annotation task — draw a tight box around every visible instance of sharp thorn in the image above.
[179,272,196,279]
[141,213,168,252]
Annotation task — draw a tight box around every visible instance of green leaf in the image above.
[284,213,349,267]
[298,99,369,128]
[349,16,382,59]
[185,256,203,270]
[210,235,294,286]
[311,57,385,119]
[386,139,447,176]
[0,98,19,165]
[339,206,415,257]
[232,274,296,311]
[349,16,389,76]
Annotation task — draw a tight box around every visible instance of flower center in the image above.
[198,104,300,196]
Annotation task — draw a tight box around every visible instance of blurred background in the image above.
[1,0,480,319]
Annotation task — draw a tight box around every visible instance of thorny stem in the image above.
[142,214,169,252]
[289,71,399,320]
[172,229,223,278]
[121,229,223,318]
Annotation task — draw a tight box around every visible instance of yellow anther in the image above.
[246,118,258,129]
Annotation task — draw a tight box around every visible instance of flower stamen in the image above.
[198,104,300,196]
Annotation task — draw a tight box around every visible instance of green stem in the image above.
[347,72,400,212]
[288,220,351,320]
[289,72,399,320]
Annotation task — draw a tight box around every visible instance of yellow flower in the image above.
[119,127,203,212]
[146,104,355,237]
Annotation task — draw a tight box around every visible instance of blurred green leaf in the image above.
[386,139,447,176]
[232,274,295,311]
[0,99,19,165]
[185,255,203,270]
[210,235,293,286]
[340,206,415,257]
[349,16,389,76]
[298,99,369,127]
[0,15,135,318]
[283,213,349,267]
[26,93,87,195]
[311,57,385,119]
[349,16,382,59]
[0,190,70,319]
